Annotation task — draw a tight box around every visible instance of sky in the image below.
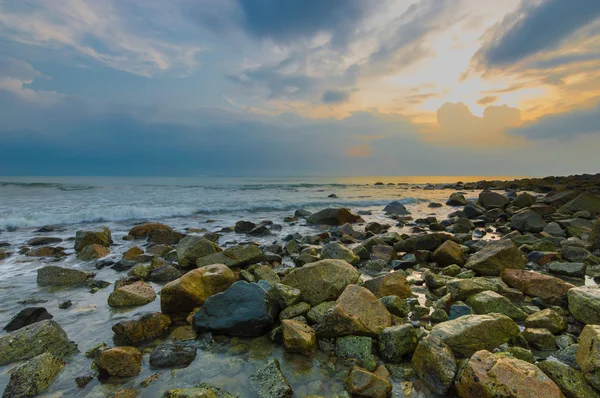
[0,0,599,177]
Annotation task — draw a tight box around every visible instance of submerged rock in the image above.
[344,366,392,398]
[248,358,292,398]
[4,307,53,332]
[149,342,197,368]
[2,353,65,397]
[37,266,91,286]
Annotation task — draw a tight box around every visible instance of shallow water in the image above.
[0,176,506,397]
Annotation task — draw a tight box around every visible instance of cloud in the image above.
[322,89,351,104]
[347,143,372,158]
[476,96,498,106]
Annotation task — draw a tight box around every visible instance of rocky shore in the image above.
[1,173,600,397]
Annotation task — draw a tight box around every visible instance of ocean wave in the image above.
[0,181,97,191]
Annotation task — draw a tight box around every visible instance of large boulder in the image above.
[558,192,600,214]
[176,235,222,268]
[37,266,91,286]
[344,366,392,398]
[307,208,361,225]
[361,272,411,299]
[248,358,292,398]
[112,312,171,345]
[108,281,156,308]
[431,240,466,267]
[465,239,524,276]
[524,309,567,334]
[383,201,410,215]
[2,353,65,397]
[129,222,173,238]
[447,192,468,206]
[513,192,536,208]
[478,191,509,209]
[193,281,279,337]
[510,210,547,233]
[320,242,360,265]
[281,319,316,355]
[411,335,457,396]
[501,269,574,301]
[0,320,77,365]
[393,233,457,252]
[569,287,600,325]
[577,325,600,390]
[4,307,53,332]
[96,346,142,377]
[538,360,600,398]
[281,259,359,306]
[160,264,236,314]
[74,226,112,252]
[195,244,263,268]
[316,284,392,337]
[456,350,563,398]
[430,313,520,357]
[466,290,526,321]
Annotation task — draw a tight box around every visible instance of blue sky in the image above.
[0,0,599,176]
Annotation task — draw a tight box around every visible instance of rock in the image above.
[76,243,110,260]
[378,324,418,363]
[196,244,263,268]
[163,383,236,398]
[577,325,600,390]
[501,269,574,301]
[0,320,77,366]
[361,273,411,299]
[344,366,392,398]
[96,346,142,377]
[2,353,65,397]
[383,201,410,215]
[569,287,600,325]
[248,358,292,398]
[545,222,567,237]
[523,328,557,350]
[149,342,197,368]
[430,313,520,357]
[271,283,301,308]
[193,281,278,337]
[524,309,567,334]
[147,265,182,283]
[558,192,600,214]
[4,307,53,332]
[307,208,361,225]
[112,312,171,344]
[113,259,135,272]
[253,264,281,285]
[431,240,466,267]
[466,290,526,321]
[411,336,457,396]
[370,245,397,263]
[538,359,600,398]
[321,242,360,265]
[176,235,222,268]
[36,266,91,286]
[74,226,112,252]
[513,192,536,208]
[160,264,236,314]
[478,191,509,209]
[281,259,360,306]
[306,301,336,325]
[591,219,600,250]
[316,285,392,337]
[122,246,143,260]
[279,302,310,321]
[25,246,65,257]
[511,209,547,233]
[393,233,457,252]
[108,282,156,308]
[465,239,524,276]
[561,246,597,263]
[129,222,173,238]
[547,261,586,278]
[27,237,63,246]
[281,319,316,355]
[456,350,563,398]
[447,192,468,206]
[379,296,410,317]
[148,229,185,245]
[336,336,376,370]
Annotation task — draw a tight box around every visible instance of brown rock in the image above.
[96,347,142,377]
[344,366,392,398]
[501,269,574,301]
[129,222,173,238]
[281,319,316,355]
[123,246,144,260]
[108,281,156,308]
[76,244,110,261]
[431,240,465,267]
[112,312,171,345]
[362,272,411,299]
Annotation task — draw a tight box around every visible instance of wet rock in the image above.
[431,240,466,267]
[430,313,520,357]
[510,209,547,233]
[344,366,392,398]
[316,285,392,337]
[336,336,376,370]
[163,383,236,398]
[113,259,135,272]
[148,229,185,245]
[456,350,562,398]
[411,336,457,396]
[160,264,236,314]
[2,353,65,397]
[523,328,556,350]
[196,244,263,268]
[112,312,171,345]
[147,265,182,283]
[149,342,197,368]
[501,269,574,302]
[361,273,411,299]
[25,246,65,257]
[478,191,509,209]
[282,319,316,355]
[77,243,110,260]
[538,359,600,398]
[378,324,418,363]
[393,233,457,252]
[108,281,156,308]
[37,265,91,286]
[383,201,410,215]
[122,246,143,260]
[466,290,526,321]
[74,226,112,252]
[176,235,222,268]
[248,358,292,398]
[281,259,360,306]
[577,325,600,389]
[4,307,53,332]
[27,236,63,246]
[0,320,77,365]
[96,346,142,377]
[524,308,567,334]
[58,300,72,309]
[307,208,361,225]
[193,281,278,337]
[569,287,600,325]
[447,192,468,206]
[129,222,173,238]
[465,239,524,276]
[321,242,360,265]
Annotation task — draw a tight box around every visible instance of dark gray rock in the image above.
[149,342,197,368]
[4,307,53,332]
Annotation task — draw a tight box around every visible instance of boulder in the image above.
[547,261,586,278]
[383,201,410,215]
[478,191,509,209]
[378,324,418,363]
[361,272,411,299]
[320,242,360,265]
[306,301,336,325]
[271,283,301,308]
[160,264,236,314]
[465,239,524,276]
[316,285,392,337]
[0,320,77,365]
[558,192,600,214]
[2,353,65,397]
[307,208,361,225]
[195,244,263,268]
[129,222,173,238]
[36,266,91,286]
[149,342,197,368]
[176,235,222,268]
[344,366,392,398]
[524,309,567,334]
[538,360,600,398]
[76,244,110,260]
[447,192,468,206]
[513,192,536,208]
[108,282,156,308]
[112,312,171,345]
[147,265,182,283]
[511,210,547,233]
[393,233,457,252]
[281,259,360,306]
[466,290,526,321]
[96,346,142,377]
[4,307,53,332]
[577,325,600,390]
[430,313,520,357]
[193,281,279,337]
[501,269,574,301]
[74,226,112,252]
[336,336,376,370]
[148,229,185,245]
[456,350,563,398]
[248,358,292,398]
[122,246,143,260]
[27,237,63,246]
[25,246,66,257]
[431,240,466,267]
[411,335,457,396]
[281,319,316,355]
[569,287,600,325]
